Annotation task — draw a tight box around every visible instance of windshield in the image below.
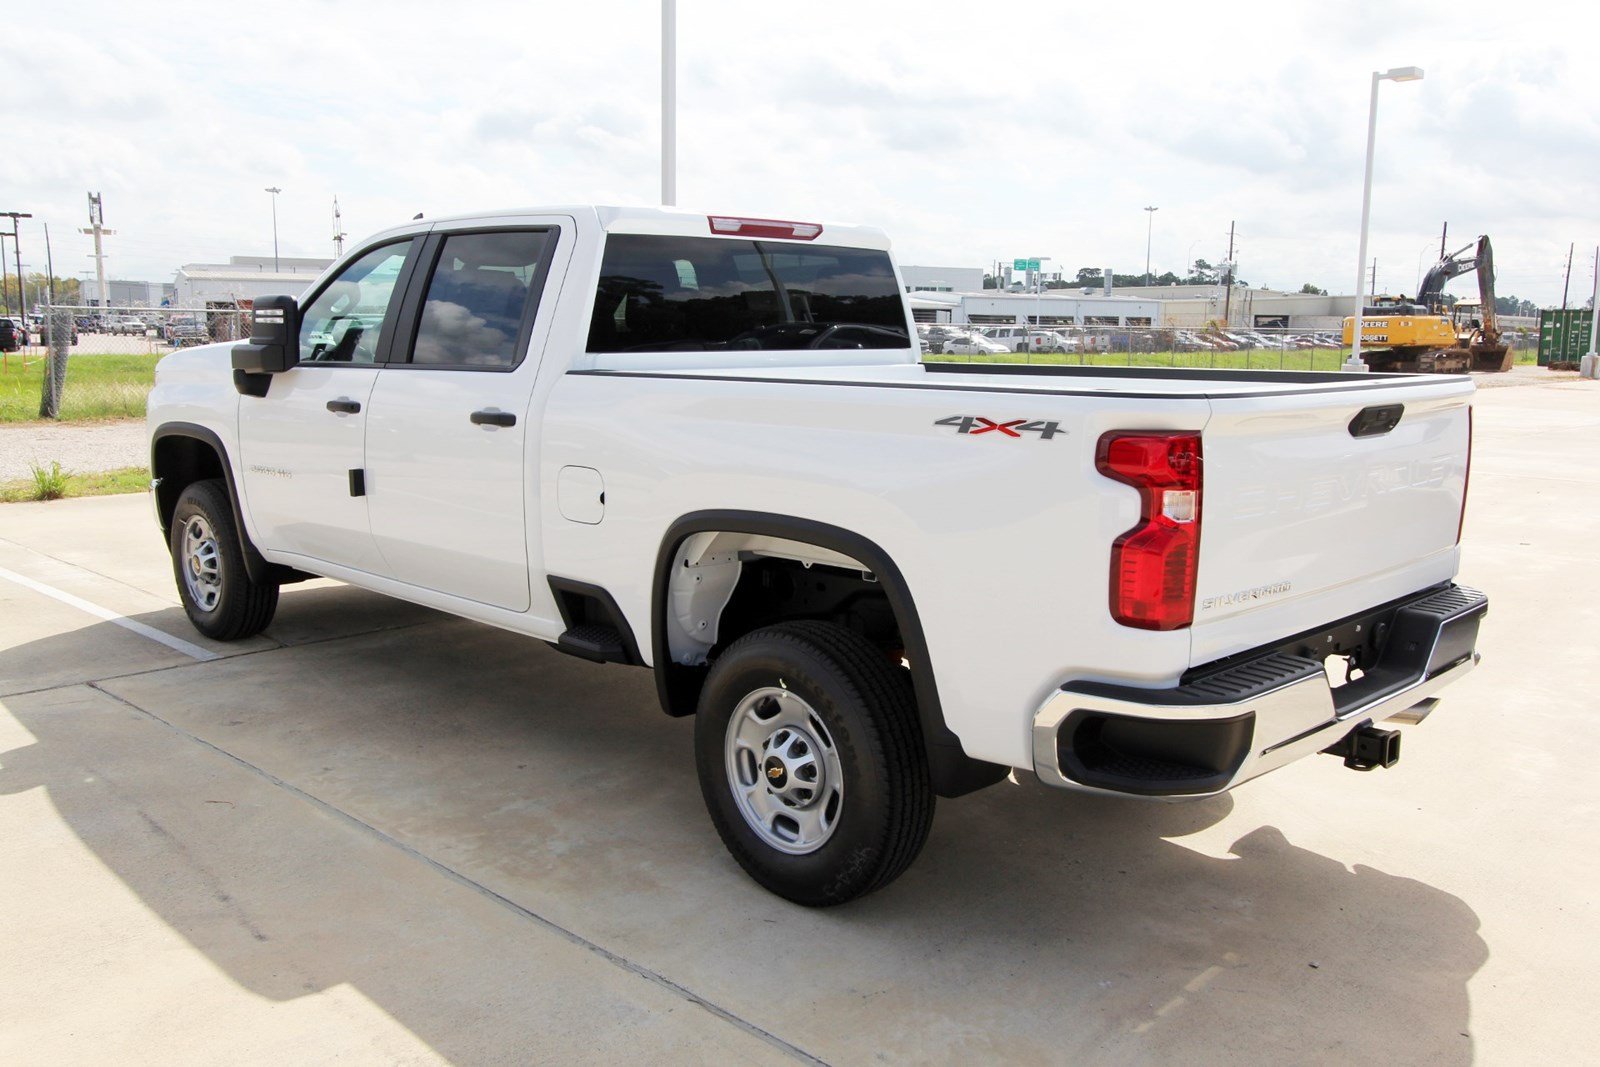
[587,234,908,353]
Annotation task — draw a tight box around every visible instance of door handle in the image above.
[326,399,361,414]
[471,409,516,427]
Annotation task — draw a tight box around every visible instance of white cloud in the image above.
[10,0,1595,305]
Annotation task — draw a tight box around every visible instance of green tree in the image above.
[1299,283,1328,295]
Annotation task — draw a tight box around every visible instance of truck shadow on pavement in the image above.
[0,586,1487,1064]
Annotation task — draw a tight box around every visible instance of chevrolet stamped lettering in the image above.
[1230,455,1453,519]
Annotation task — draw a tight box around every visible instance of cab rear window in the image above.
[586,234,908,353]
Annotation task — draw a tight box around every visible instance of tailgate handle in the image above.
[1349,404,1404,438]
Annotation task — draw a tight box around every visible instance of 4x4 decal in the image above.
[935,416,1065,439]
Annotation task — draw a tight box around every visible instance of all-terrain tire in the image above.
[694,620,934,906]
[169,478,278,640]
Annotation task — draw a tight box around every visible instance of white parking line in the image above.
[0,564,220,662]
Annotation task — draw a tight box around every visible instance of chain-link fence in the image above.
[2,305,251,422]
[918,323,1540,372]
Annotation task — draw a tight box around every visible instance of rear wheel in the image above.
[694,621,934,906]
[169,479,278,640]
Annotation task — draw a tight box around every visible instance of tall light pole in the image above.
[80,193,113,315]
[1345,65,1423,371]
[264,187,282,272]
[1143,206,1158,286]
[1186,238,1201,282]
[661,0,676,206]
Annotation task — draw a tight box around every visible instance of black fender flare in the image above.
[150,422,272,586]
[651,510,1007,798]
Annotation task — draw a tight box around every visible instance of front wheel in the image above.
[694,621,934,906]
[169,479,278,640]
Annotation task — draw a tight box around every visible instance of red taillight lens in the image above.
[1096,431,1203,630]
[707,216,823,241]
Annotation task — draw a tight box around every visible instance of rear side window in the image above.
[411,230,550,368]
[586,234,908,353]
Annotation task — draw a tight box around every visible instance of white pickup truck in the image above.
[147,206,1486,905]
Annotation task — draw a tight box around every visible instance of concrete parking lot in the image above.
[1,375,1595,1064]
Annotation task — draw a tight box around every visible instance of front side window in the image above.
[586,234,908,353]
[410,230,550,368]
[298,241,412,363]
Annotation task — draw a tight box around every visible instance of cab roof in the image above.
[365,205,892,251]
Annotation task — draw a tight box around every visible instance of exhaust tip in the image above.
[1388,698,1439,726]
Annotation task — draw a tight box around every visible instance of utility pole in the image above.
[332,196,346,257]
[1370,257,1378,297]
[0,212,33,317]
[1143,206,1159,286]
[1222,221,1236,325]
[79,193,114,314]
[1561,242,1574,310]
[43,222,55,304]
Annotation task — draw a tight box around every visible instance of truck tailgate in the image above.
[1189,377,1473,666]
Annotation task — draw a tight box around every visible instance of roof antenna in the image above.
[413,212,424,220]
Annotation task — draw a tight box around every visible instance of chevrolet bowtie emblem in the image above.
[767,766,784,779]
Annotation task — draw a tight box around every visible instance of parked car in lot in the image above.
[164,316,209,347]
[977,325,1030,352]
[147,205,1487,906]
[942,332,1010,355]
[110,315,149,335]
[0,317,24,352]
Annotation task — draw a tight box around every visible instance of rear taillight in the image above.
[707,216,823,241]
[1096,431,1203,630]
[1457,407,1472,543]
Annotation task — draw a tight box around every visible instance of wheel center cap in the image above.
[763,756,788,789]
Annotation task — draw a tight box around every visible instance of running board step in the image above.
[556,624,629,664]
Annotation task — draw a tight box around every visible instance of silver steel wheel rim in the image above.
[181,514,222,613]
[724,686,844,855]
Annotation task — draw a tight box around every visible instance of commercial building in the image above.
[79,278,176,308]
[173,255,333,308]
[899,264,985,293]
[904,287,1160,327]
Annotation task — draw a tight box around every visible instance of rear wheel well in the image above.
[651,516,1008,798]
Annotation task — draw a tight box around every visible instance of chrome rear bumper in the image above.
[1033,584,1487,797]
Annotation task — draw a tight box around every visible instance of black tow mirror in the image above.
[232,295,301,375]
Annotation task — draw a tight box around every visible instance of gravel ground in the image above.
[0,420,148,481]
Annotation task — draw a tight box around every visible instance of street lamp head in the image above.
[265,186,282,195]
[1381,66,1424,82]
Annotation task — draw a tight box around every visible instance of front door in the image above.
[362,223,568,611]
[236,238,418,575]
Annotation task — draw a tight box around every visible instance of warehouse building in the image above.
[173,255,333,308]
[79,278,176,308]
[904,287,1161,327]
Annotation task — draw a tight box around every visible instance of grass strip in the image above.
[0,465,150,504]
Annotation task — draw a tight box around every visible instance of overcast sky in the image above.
[12,0,1596,304]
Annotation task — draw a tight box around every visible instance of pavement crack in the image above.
[83,680,827,1066]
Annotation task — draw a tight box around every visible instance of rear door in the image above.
[361,220,571,611]
[1189,378,1474,665]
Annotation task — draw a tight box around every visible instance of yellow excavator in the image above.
[1341,235,1513,373]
